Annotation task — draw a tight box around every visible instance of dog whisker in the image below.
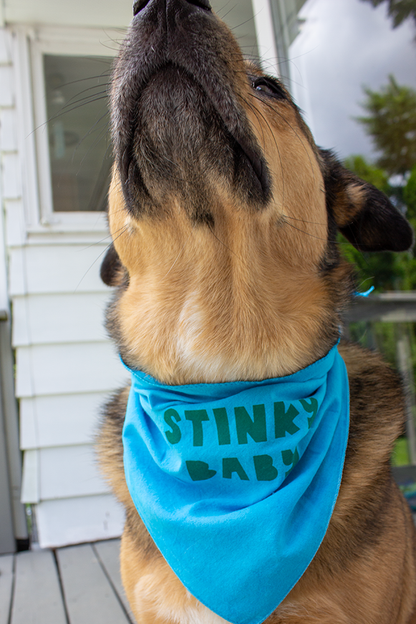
[239,93,286,209]
[54,87,109,112]
[207,223,252,272]
[249,92,317,189]
[75,227,127,293]
[282,214,327,227]
[283,220,329,242]
[164,247,185,279]
[216,3,238,22]
[38,95,109,134]
[73,119,110,171]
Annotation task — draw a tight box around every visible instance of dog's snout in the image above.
[115,0,272,217]
[133,0,211,17]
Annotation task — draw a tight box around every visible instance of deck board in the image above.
[57,543,131,624]
[0,554,14,624]
[2,540,135,623]
[10,550,67,624]
[93,540,135,621]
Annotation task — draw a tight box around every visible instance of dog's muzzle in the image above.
[111,0,271,218]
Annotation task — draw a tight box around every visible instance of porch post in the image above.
[0,330,15,553]
[251,0,280,78]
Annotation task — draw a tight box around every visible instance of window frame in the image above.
[20,26,119,233]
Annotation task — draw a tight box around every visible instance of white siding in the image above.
[4,0,133,29]
[12,293,111,345]
[0,24,126,548]
[35,495,125,548]
[37,445,108,500]
[0,27,28,543]
[9,248,127,546]
[8,244,113,296]
[15,342,125,397]
[20,392,108,449]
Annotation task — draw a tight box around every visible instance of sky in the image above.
[289,0,416,161]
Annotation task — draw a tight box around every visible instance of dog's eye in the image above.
[252,78,286,100]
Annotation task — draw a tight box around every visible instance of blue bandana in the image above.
[122,344,349,624]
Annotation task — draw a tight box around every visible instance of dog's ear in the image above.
[100,243,125,287]
[321,149,413,252]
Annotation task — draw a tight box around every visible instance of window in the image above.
[44,54,113,213]
[27,27,118,228]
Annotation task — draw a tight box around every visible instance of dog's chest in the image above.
[159,602,230,624]
[134,577,231,624]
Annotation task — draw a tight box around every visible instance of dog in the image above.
[97,1,416,622]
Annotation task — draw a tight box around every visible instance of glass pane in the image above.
[44,54,113,212]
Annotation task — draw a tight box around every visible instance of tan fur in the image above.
[330,182,366,229]
[107,118,336,384]
[97,4,416,623]
[121,530,230,624]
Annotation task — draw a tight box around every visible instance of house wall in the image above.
[0,25,28,550]
[0,25,127,548]
[3,0,132,28]
[12,240,128,547]
[0,29,16,555]
[0,0,262,549]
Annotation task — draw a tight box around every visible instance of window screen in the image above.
[44,54,113,212]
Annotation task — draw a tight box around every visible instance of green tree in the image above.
[404,165,416,219]
[356,76,416,176]
[343,155,390,191]
[360,0,416,29]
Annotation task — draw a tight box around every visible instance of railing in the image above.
[346,293,416,477]
[346,292,416,324]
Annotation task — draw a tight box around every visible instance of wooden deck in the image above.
[0,539,136,624]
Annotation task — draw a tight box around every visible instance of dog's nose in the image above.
[133,0,211,17]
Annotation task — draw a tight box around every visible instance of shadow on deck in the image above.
[0,539,136,624]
